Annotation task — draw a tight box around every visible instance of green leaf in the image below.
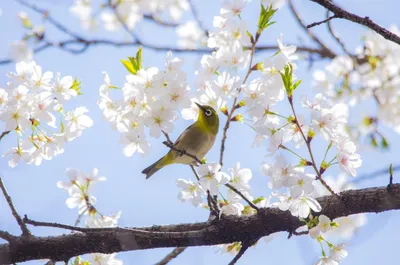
[381,136,389,149]
[70,78,82,95]
[257,4,278,35]
[136,46,143,69]
[252,196,265,204]
[121,47,143,75]
[389,163,393,176]
[121,59,136,74]
[293,80,302,91]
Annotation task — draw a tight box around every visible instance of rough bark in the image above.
[1,184,399,264]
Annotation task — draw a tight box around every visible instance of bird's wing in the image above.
[173,123,195,147]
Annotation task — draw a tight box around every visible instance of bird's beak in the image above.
[195,102,205,112]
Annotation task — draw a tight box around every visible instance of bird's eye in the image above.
[205,109,212,116]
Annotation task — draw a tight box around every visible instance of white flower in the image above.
[120,129,150,157]
[277,34,298,63]
[65,107,93,140]
[177,21,207,49]
[329,244,348,262]
[30,65,53,90]
[0,106,30,131]
[284,172,315,198]
[213,72,240,98]
[220,197,244,217]
[228,162,252,198]
[144,102,175,138]
[198,163,230,196]
[314,257,338,265]
[88,253,122,265]
[86,212,121,228]
[289,195,321,218]
[0,88,8,106]
[176,178,205,207]
[52,73,76,102]
[9,40,33,62]
[57,168,84,193]
[65,186,96,214]
[336,139,362,177]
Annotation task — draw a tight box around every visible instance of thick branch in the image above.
[1,184,399,264]
[310,0,400,45]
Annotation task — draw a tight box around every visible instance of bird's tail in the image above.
[142,154,172,179]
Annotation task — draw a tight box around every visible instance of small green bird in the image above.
[142,103,219,179]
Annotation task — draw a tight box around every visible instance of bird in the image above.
[142,103,219,179]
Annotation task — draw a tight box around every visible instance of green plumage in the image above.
[142,104,219,179]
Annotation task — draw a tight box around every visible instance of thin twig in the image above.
[228,242,250,265]
[225,183,259,211]
[307,14,337,28]
[143,15,179,28]
[325,10,353,57]
[288,0,335,57]
[190,165,200,181]
[154,247,187,265]
[310,0,400,46]
[352,164,400,184]
[287,97,338,197]
[162,141,203,164]
[287,230,308,239]
[23,216,210,238]
[0,177,31,236]
[188,0,208,35]
[219,38,256,168]
[0,131,10,141]
[17,0,84,40]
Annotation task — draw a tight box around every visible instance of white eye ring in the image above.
[205,109,212,116]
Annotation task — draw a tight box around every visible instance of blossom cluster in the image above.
[313,25,400,148]
[98,50,190,157]
[57,168,122,265]
[70,0,189,31]
[0,61,93,167]
[176,162,263,218]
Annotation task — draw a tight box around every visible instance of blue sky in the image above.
[1,0,400,264]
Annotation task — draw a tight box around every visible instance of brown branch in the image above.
[288,0,335,58]
[0,131,10,141]
[219,37,256,168]
[353,164,400,184]
[154,247,187,265]
[1,184,399,264]
[0,231,17,242]
[188,0,208,35]
[228,243,250,265]
[143,15,179,28]
[310,0,400,46]
[0,0,337,65]
[307,14,337,28]
[0,177,31,237]
[325,10,353,56]
[225,183,259,211]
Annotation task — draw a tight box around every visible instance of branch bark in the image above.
[1,184,399,264]
[310,0,400,45]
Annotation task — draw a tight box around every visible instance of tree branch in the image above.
[288,0,335,58]
[1,184,399,264]
[0,131,10,142]
[0,177,31,237]
[154,247,186,265]
[310,0,400,46]
[307,14,337,28]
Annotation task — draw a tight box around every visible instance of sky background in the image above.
[1,0,400,264]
